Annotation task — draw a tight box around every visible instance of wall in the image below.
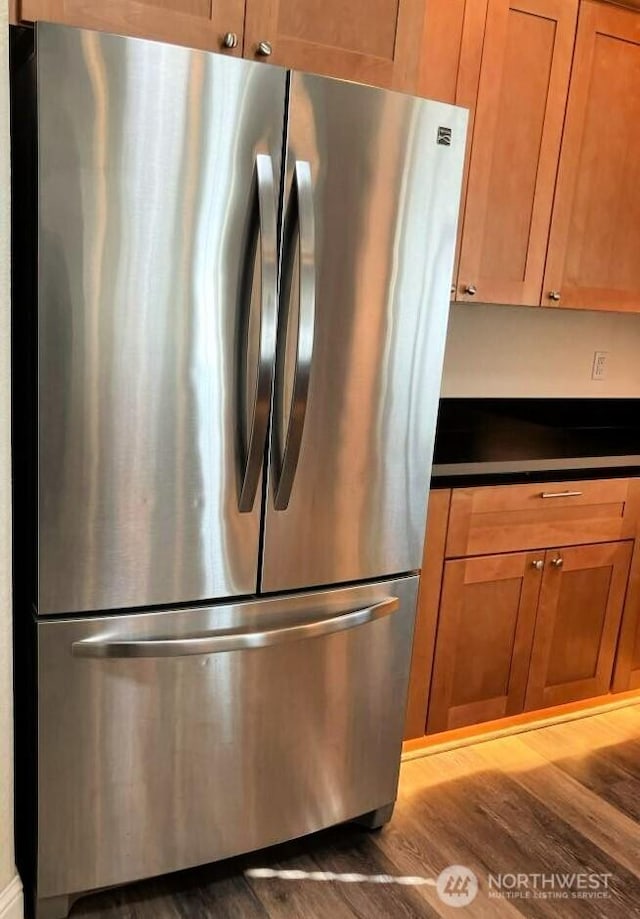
[0,5,22,919]
[442,303,640,398]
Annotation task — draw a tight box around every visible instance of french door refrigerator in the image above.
[11,22,467,919]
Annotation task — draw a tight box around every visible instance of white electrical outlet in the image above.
[592,350,609,381]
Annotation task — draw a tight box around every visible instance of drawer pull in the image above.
[531,559,544,570]
[551,557,564,568]
[540,490,583,499]
[71,597,399,659]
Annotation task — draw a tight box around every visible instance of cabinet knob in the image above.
[551,557,564,568]
[531,559,544,570]
[548,290,561,301]
[450,285,456,297]
[221,32,239,49]
[464,284,477,296]
[256,40,273,57]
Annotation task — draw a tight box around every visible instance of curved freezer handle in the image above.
[71,597,400,659]
[273,160,316,511]
[238,154,279,512]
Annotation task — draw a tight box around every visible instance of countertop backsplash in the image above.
[442,303,640,399]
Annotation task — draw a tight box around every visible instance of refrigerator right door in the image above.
[262,75,467,593]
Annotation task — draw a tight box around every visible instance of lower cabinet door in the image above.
[525,541,633,710]
[427,551,542,733]
[36,577,418,900]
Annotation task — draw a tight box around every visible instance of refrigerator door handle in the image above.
[273,160,316,511]
[71,596,399,659]
[238,154,279,513]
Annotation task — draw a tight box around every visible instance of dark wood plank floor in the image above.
[71,705,640,918]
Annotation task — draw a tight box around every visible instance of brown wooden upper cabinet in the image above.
[15,0,427,91]
[543,1,640,312]
[17,0,247,54]
[244,0,426,89]
[453,0,578,306]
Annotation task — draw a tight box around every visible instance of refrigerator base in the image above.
[34,894,74,919]
[33,802,398,919]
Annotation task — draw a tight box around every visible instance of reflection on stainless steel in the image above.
[273,160,316,511]
[37,576,418,900]
[262,74,468,592]
[36,26,287,613]
[237,154,279,513]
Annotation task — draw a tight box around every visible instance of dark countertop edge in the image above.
[430,463,640,489]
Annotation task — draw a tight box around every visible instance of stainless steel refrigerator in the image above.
[11,22,466,919]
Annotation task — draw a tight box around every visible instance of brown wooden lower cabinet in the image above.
[426,540,633,735]
[426,550,542,733]
[526,541,633,709]
[612,539,640,692]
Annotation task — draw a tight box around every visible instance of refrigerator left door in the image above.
[34,25,288,614]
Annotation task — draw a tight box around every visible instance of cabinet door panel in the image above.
[243,0,425,90]
[20,0,246,54]
[525,542,632,710]
[455,0,577,305]
[544,1,640,311]
[427,551,542,733]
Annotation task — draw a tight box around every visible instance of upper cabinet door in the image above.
[19,0,246,54]
[455,0,577,306]
[543,2,640,312]
[243,0,425,90]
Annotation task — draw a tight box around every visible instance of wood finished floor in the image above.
[71,705,640,918]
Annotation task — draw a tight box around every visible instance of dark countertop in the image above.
[432,399,640,488]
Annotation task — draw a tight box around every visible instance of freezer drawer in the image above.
[37,576,418,900]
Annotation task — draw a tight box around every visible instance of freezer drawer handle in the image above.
[237,154,279,513]
[272,160,316,511]
[71,597,399,659]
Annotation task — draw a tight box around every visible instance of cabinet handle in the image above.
[222,32,239,49]
[450,285,456,297]
[551,557,564,568]
[531,559,544,570]
[540,491,583,499]
[256,40,273,57]
[464,284,477,296]
[548,290,561,301]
